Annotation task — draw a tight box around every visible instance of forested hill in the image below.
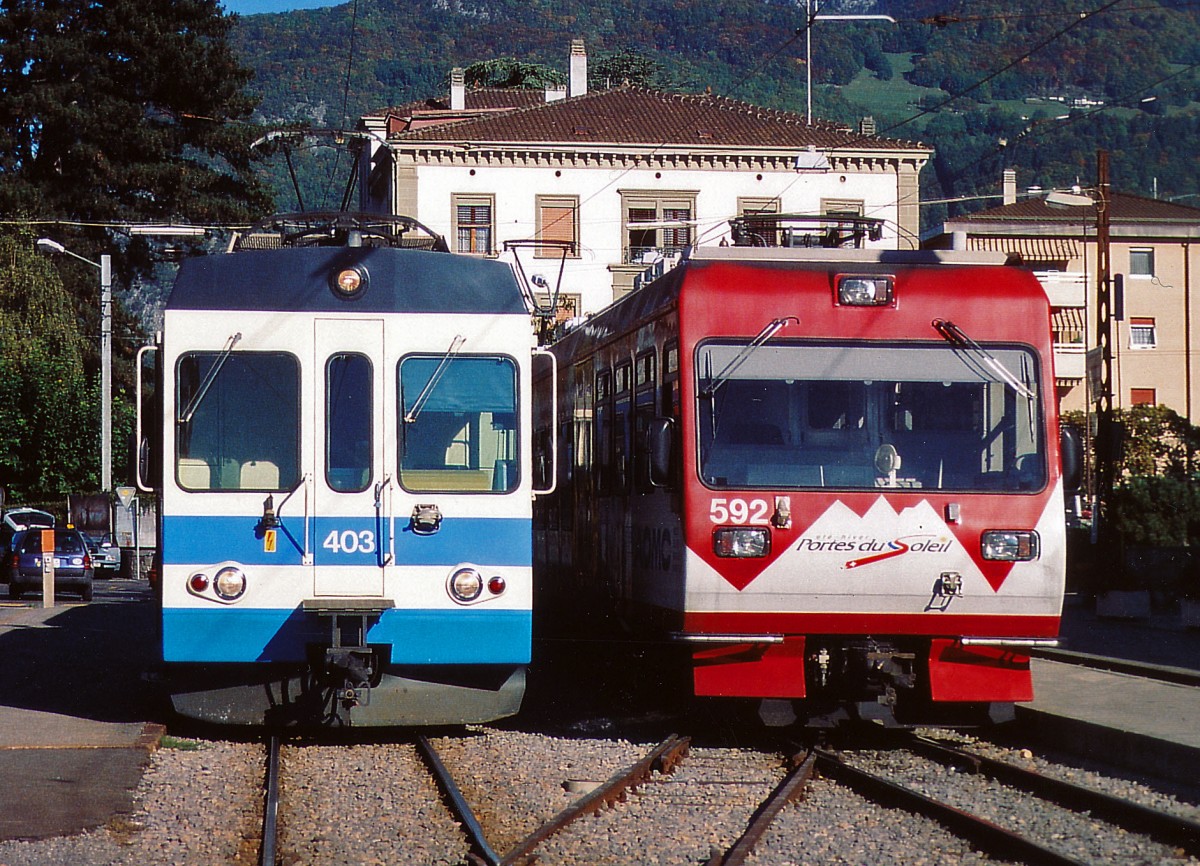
[229,0,1200,225]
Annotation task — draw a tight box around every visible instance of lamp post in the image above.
[806,0,896,125]
[35,238,112,494]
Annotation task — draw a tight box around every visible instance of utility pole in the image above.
[1094,150,1114,529]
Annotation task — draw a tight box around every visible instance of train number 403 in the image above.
[322,529,377,555]
[708,498,770,525]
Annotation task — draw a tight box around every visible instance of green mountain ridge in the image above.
[228,0,1200,224]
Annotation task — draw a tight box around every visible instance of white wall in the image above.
[414,160,904,315]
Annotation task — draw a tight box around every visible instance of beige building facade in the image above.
[933,179,1200,423]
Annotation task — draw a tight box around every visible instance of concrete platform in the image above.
[1015,595,1200,784]
[0,582,165,840]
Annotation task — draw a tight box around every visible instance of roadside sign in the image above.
[116,486,136,508]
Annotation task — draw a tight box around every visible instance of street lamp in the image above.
[806,1,896,125]
[35,238,113,494]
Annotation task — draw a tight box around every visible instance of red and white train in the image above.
[534,228,1078,727]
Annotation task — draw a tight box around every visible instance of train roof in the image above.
[167,246,527,315]
[687,246,1012,267]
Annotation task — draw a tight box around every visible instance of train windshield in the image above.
[175,351,301,491]
[696,341,1045,492]
[398,355,519,493]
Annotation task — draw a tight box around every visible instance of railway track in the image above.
[811,732,1200,866]
[251,727,1200,866]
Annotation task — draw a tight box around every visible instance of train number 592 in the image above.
[322,529,377,555]
[708,498,770,525]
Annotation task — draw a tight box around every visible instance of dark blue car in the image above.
[8,528,93,602]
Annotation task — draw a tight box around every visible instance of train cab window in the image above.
[696,340,1046,493]
[175,351,300,492]
[398,355,518,493]
[326,353,372,492]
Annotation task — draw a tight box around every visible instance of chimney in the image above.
[545,84,567,103]
[569,39,587,98]
[450,67,465,111]
[1002,168,1017,206]
[859,116,876,136]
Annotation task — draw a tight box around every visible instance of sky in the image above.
[222,0,342,16]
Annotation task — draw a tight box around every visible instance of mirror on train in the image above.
[648,417,674,487]
[1060,424,1084,493]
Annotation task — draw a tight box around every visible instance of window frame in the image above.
[619,189,697,264]
[395,352,520,494]
[1129,317,1157,350]
[1129,248,1155,279]
[535,194,580,259]
[174,349,302,493]
[452,193,496,256]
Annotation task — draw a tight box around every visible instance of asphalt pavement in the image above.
[0,579,164,840]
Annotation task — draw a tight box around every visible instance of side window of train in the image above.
[634,350,656,491]
[614,361,632,493]
[175,351,300,492]
[397,355,519,493]
[326,353,372,493]
[594,370,612,494]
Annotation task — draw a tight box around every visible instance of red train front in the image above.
[536,243,1073,727]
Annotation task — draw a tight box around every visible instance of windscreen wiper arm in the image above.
[179,332,242,424]
[700,316,798,398]
[404,334,466,423]
[932,318,1035,399]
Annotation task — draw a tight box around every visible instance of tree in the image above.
[0,234,97,499]
[0,0,273,225]
[463,58,564,90]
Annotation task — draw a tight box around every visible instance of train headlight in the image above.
[981,530,1040,561]
[330,264,368,299]
[713,527,770,558]
[213,565,247,600]
[448,567,483,603]
[837,274,894,306]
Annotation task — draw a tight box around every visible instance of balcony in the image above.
[1053,344,1086,381]
[1035,271,1087,309]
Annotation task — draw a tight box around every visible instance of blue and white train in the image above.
[138,213,537,726]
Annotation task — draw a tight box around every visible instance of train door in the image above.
[312,318,388,597]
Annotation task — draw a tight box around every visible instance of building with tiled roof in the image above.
[927,169,1200,421]
[357,40,931,316]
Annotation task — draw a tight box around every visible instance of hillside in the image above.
[229,0,1200,226]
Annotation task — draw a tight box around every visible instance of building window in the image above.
[821,198,865,217]
[452,194,494,255]
[1130,388,1157,406]
[1129,317,1156,349]
[1129,248,1155,278]
[737,197,780,246]
[535,195,579,258]
[620,191,696,264]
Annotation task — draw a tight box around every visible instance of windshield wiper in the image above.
[404,334,466,423]
[179,332,242,424]
[932,319,1035,399]
[700,317,798,398]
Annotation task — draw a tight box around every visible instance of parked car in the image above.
[83,533,120,577]
[8,527,93,602]
[1,508,55,577]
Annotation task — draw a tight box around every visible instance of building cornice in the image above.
[388,142,929,173]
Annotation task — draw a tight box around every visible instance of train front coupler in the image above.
[302,598,394,710]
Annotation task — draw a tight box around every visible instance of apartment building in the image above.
[930,173,1200,422]
[357,41,931,318]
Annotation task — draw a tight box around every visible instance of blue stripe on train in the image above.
[161,515,532,567]
[162,606,532,663]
